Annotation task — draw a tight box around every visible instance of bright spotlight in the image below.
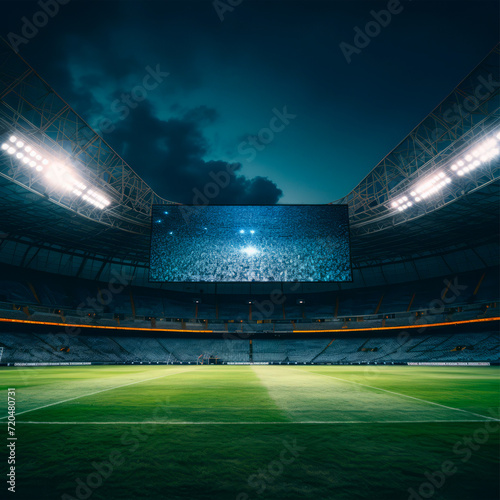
[239,229,245,234]
[1,143,9,150]
[250,230,255,234]
[9,136,16,143]
[242,246,259,256]
[7,147,15,155]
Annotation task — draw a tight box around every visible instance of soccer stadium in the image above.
[0,3,499,500]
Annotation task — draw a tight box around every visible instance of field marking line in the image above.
[284,367,500,422]
[0,366,198,420]
[13,420,497,425]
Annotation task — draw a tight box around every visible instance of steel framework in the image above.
[0,39,498,277]
[0,39,176,238]
[337,44,500,239]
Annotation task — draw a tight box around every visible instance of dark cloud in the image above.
[1,0,498,203]
[108,102,283,204]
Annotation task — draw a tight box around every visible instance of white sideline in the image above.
[287,368,500,422]
[12,419,497,425]
[0,367,197,420]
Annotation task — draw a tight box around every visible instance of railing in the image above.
[0,299,497,331]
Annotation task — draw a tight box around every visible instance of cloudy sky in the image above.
[1,0,498,204]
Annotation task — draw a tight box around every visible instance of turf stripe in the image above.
[291,368,500,422]
[0,366,197,420]
[13,419,496,425]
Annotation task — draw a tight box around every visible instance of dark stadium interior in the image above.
[0,2,499,500]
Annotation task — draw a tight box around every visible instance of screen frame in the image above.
[148,204,353,284]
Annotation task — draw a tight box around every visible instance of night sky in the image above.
[1,0,498,204]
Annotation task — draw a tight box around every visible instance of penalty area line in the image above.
[13,419,496,425]
[287,368,500,422]
[0,367,197,420]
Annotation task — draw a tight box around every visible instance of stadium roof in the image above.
[0,40,498,286]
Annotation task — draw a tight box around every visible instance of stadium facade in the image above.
[0,41,498,365]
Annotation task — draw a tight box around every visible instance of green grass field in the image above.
[1,365,499,500]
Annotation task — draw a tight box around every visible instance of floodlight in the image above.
[242,246,258,256]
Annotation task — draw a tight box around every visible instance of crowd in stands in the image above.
[1,331,498,364]
[150,205,351,282]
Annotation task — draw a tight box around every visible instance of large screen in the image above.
[149,205,352,282]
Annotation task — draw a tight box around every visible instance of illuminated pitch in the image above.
[149,205,352,282]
